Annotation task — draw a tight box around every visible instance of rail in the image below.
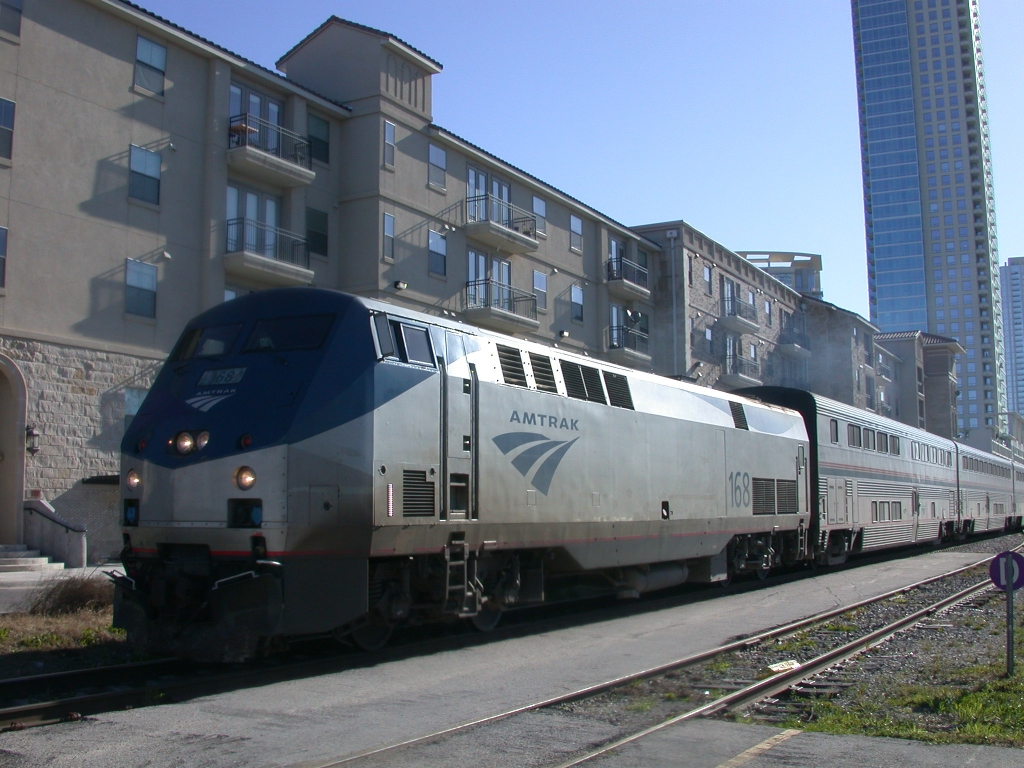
[464,279,537,321]
[465,194,537,239]
[227,113,311,169]
[225,218,309,268]
[609,325,649,355]
[779,327,810,349]
[606,257,648,289]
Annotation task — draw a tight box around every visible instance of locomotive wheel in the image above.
[756,566,770,581]
[470,605,502,632]
[350,612,394,651]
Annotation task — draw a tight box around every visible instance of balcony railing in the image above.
[226,218,309,268]
[877,363,893,380]
[465,279,537,320]
[722,296,757,323]
[466,194,537,238]
[722,354,760,379]
[228,113,312,169]
[609,325,649,355]
[607,258,649,290]
[780,328,810,349]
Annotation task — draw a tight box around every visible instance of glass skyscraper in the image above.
[851,0,1006,436]
[1000,259,1024,415]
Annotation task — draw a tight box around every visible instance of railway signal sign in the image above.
[990,551,1024,591]
[990,551,1024,677]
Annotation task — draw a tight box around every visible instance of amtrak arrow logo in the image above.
[185,393,234,412]
[492,432,579,496]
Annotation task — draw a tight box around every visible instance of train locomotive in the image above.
[111,288,1021,662]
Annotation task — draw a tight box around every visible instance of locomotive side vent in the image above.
[602,371,634,410]
[729,401,749,430]
[496,344,529,388]
[751,478,776,515]
[529,353,559,393]
[776,479,798,514]
[562,361,607,404]
[403,470,436,517]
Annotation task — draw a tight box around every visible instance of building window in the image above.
[0,98,14,160]
[765,301,772,325]
[306,208,328,257]
[383,121,395,167]
[134,36,167,96]
[125,259,157,317]
[428,144,446,188]
[0,226,7,288]
[533,196,546,235]
[428,229,446,275]
[570,215,583,252]
[129,145,161,204]
[571,284,584,322]
[533,270,547,310]
[383,213,394,260]
[703,265,712,295]
[308,114,329,164]
[0,0,21,36]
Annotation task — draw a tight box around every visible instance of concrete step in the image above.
[0,562,64,573]
[0,557,50,566]
[0,550,42,559]
[0,544,28,553]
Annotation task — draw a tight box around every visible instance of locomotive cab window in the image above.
[398,324,434,366]
[372,315,435,367]
[242,314,334,353]
[170,324,243,361]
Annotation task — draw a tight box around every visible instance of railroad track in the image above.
[300,545,1019,768]
[1,535,1017,736]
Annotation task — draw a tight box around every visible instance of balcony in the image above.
[876,402,892,419]
[226,114,316,188]
[608,325,650,367]
[606,258,651,302]
[717,297,758,334]
[719,355,761,389]
[462,279,539,334]
[464,195,539,254]
[224,218,314,287]
[778,328,811,359]
[876,363,893,381]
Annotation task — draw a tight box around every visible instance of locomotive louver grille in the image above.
[729,401,749,430]
[602,371,634,410]
[752,478,775,515]
[402,470,435,517]
[776,480,798,514]
[561,361,606,403]
[496,344,529,387]
[529,353,559,393]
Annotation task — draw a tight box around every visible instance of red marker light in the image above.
[137,439,147,452]
[240,434,252,449]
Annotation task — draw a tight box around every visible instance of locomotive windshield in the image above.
[170,324,243,361]
[242,313,334,353]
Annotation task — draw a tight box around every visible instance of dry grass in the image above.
[27,575,113,616]
[0,576,134,679]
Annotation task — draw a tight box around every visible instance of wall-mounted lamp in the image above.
[160,251,172,261]
[393,281,408,291]
[25,425,39,456]
[559,330,570,338]
[168,143,176,152]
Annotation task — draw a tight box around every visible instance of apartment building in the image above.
[0,2,659,555]
[633,222,810,391]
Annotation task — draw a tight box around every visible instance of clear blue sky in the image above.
[142,0,1022,320]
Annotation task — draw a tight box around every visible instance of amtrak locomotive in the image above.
[110,288,1020,661]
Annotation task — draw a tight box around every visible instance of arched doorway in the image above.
[0,354,27,544]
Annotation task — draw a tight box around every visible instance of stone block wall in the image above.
[0,335,161,499]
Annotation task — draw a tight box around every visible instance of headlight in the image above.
[196,431,210,450]
[126,469,140,491]
[176,432,195,454]
[236,466,256,490]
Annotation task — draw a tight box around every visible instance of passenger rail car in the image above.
[740,388,1022,561]
[112,288,812,661]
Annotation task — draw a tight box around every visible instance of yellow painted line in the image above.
[713,729,802,768]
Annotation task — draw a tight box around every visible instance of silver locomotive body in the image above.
[114,289,813,660]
